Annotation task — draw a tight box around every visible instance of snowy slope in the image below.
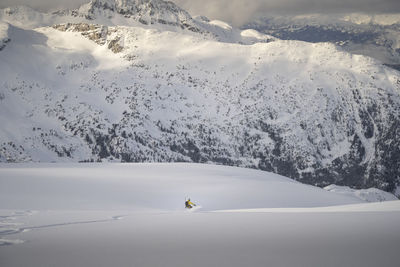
[0,163,399,267]
[0,163,370,211]
[0,1,400,192]
[244,13,400,69]
[0,1,273,44]
[324,184,398,202]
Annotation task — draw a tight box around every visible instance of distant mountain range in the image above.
[0,0,399,194]
[244,13,400,70]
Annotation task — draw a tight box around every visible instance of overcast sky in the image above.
[1,0,399,26]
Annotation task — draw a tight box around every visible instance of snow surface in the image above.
[0,163,368,211]
[324,184,398,202]
[0,163,399,267]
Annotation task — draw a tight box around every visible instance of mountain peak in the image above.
[76,0,193,26]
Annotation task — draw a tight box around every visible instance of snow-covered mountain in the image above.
[244,13,400,70]
[0,1,400,193]
[0,1,274,44]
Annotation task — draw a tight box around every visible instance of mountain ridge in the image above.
[244,13,400,70]
[0,1,275,44]
[0,1,400,194]
[74,0,196,29]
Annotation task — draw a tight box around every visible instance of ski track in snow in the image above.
[0,210,33,246]
[0,210,126,247]
[3,202,398,247]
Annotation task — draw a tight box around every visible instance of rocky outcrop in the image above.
[0,37,9,51]
[53,23,123,53]
[0,22,10,51]
[73,0,203,33]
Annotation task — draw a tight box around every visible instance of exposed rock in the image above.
[53,23,123,52]
[53,23,109,46]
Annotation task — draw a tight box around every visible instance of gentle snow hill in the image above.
[0,163,372,211]
[0,163,399,267]
[217,200,400,213]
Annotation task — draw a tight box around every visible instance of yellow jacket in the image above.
[185,200,196,207]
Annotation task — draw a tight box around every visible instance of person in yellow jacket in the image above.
[185,198,196,209]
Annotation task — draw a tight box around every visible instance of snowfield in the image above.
[0,163,399,267]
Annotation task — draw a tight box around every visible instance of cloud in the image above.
[0,0,399,26]
[0,0,87,12]
[171,0,400,26]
